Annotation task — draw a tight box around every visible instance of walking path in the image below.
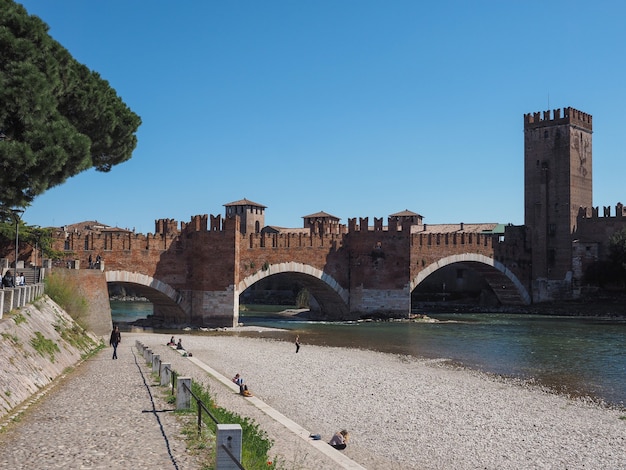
[0,335,364,470]
[0,343,200,470]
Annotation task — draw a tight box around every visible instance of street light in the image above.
[10,209,24,269]
[31,225,42,268]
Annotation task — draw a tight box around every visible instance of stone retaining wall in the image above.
[0,296,101,422]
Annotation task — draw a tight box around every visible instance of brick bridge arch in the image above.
[105,270,187,321]
[237,262,350,319]
[411,254,531,305]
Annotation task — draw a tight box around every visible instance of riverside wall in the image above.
[0,296,101,423]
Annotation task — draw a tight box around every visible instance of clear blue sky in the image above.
[17,0,626,234]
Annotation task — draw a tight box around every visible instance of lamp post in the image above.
[11,209,24,269]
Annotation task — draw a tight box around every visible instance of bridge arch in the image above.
[237,262,350,318]
[106,271,180,302]
[411,254,531,305]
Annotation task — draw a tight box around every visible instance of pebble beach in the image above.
[132,330,626,470]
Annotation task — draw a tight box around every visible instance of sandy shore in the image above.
[130,331,626,469]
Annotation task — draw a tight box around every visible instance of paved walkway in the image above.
[0,343,199,470]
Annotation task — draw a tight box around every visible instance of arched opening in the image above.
[238,263,349,322]
[411,254,530,313]
[106,271,186,326]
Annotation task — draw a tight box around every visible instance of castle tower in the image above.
[524,107,593,282]
[223,198,266,234]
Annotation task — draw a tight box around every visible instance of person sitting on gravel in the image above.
[329,430,349,450]
[232,373,243,386]
[176,339,184,350]
[167,336,175,346]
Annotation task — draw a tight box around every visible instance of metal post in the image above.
[11,209,24,269]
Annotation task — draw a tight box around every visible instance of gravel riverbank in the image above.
[131,331,626,470]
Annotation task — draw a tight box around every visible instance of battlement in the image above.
[245,231,344,250]
[524,107,592,131]
[347,217,414,233]
[577,203,625,219]
[155,218,179,235]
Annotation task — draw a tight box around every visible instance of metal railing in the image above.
[180,381,220,433]
[137,340,245,469]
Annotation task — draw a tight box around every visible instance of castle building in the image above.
[224,198,266,235]
[524,108,593,282]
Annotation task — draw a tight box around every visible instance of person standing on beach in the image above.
[295,335,301,353]
[109,325,121,359]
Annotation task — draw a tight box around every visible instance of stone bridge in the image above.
[54,214,531,327]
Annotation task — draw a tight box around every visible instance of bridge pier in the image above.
[350,287,411,318]
[180,289,239,328]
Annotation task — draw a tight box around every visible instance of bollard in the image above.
[176,377,192,410]
[160,363,171,386]
[216,424,242,469]
[145,348,152,363]
[152,354,160,374]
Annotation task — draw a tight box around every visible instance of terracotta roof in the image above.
[409,222,500,234]
[263,226,310,234]
[302,211,340,220]
[389,209,424,218]
[57,221,132,233]
[62,221,110,231]
[223,198,266,208]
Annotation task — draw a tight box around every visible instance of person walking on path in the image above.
[295,335,301,353]
[109,325,121,359]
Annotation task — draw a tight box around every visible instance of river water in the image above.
[111,302,626,408]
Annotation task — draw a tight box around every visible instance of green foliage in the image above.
[609,228,626,276]
[296,288,310,309]
[1,332,20,345]
[0,0,141,209]
[59,323,98,352]
[30,331,59,362]
[12,312,26,325]
[179,380,276,469]
[44,271,88,327]
[583,228,626,289]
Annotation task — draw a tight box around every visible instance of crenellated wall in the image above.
[48,212,530,325]
[576,203,626,261]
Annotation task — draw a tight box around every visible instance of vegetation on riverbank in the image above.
[44,272,89,328]
[161,376,276,470]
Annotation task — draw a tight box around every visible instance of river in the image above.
[111,302,626,408]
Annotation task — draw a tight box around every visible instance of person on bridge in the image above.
[109,325,121,360]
